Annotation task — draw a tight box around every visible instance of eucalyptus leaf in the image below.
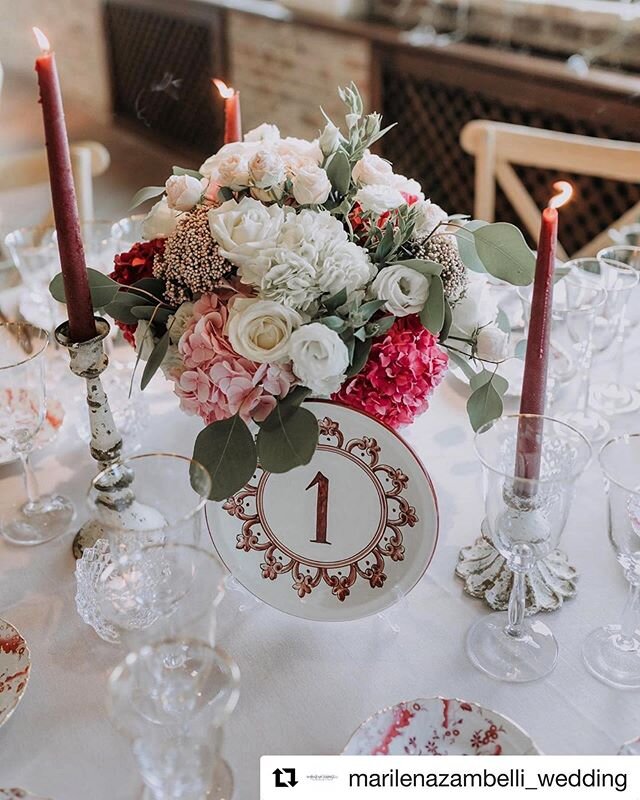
[141,329,170,390]
[357,299,386,322]
[470,369,509,396]
[324,287,348,312]
[326,149,351,195]
[172,166,203,179]
[439,298,453,343]
[50,268,121,309]
[318,315,347,333]
[193,415,257,501]
[256,406,318,473]
[131,305,173,325]
[473,223,535,286]
[420,275,445,335]
[455,220,489,273]
[467,378,504,432]
[130,185,164,210]
[393,259,443,277]
[132,277,166,300]
[104,292,145,324]
[447,350,477,381]
[346,338,373,377]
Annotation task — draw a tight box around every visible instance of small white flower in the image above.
[319,122,341,157]
[244,123,281,143]
[292,164,331,206]
[475,324,509,362]
[164,174,205,212]
[289,323,349,396]
[248,150,286,190]
[216,153,250,191]
[227,298,302,364]
[208,197,290,285]
[352,151,393,186]
[371,265,430,317]
[450,272,498,337]
[141,197,180,240]
[414,200,448,237]
[134,320,156,361]
[167,302,195,344]
[355,184,406,216]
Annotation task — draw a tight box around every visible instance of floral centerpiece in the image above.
[52,85,534,500]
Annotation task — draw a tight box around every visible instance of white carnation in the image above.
[355,184,406,216]
[371,265,430,317]
[227,299,302,363]
[292,163,331,206]
[289,323,349,396]
[208,197,290,286]
[141,197,179,240]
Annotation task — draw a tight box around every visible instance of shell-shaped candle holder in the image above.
[455,521,578,614]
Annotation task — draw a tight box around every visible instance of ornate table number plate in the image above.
[206,401,439,621]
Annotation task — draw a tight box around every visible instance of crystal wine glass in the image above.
[583,434,640,689]
[109,641,240,800]
[467,414,592,682]
[597,246,640,331]
[582,247,640,416]
[0,323,75,544]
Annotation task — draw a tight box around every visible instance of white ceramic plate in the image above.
[206,400,439,622]
[0,619,31,728]
[0,398,65,466]
[343,697,541,755]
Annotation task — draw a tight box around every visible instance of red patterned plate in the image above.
[343,697,541,755]
[206,400,438,621]
[0,619,31,728]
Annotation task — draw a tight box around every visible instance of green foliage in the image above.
[130,185,164,210]
[49,268,120,309]
[193,415,258,502]
[140,329,170,390]
[393,259,443,277]
[325,149,351,195]
[467,374,504,432]
[420,275,445,335]
[473,223,536,285]
[172,166,203,180]
[256,404,319,473]
[455,220,489,273]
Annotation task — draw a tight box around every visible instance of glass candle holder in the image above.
[467,414,591,682]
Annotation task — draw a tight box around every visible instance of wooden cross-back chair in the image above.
[461,120,640,260]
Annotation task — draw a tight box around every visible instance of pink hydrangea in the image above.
[333,315,448,429]
[173,293,296,424]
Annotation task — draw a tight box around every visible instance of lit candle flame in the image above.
[212,78,235,99]
[33,27,51,53]
[548,181,573,210]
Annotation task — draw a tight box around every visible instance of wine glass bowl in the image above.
[467,414,591,683]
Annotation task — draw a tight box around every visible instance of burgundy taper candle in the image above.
[515,182,572,484]
[34,28,96,343]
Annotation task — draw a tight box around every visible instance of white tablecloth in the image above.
[1,344,640,799]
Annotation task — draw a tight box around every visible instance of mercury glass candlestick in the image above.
[55,316,130,558]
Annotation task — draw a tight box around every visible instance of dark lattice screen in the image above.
[379,67,640,254]
[104,1,226,153]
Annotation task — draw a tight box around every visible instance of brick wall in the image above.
[228,11,373,140]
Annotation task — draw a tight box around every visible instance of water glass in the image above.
[467,414,591,682]
[116,214,147,249]
[88,452,211,557]
[0,323,75,544]
[583,434,640,689]
[597,246,640,330]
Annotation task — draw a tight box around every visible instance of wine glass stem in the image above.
[17,449,40,510]
[613,325,625,389]
[618,582,640,650]
[506,570,526,638]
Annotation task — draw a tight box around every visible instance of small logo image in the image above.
[273,768,298,788]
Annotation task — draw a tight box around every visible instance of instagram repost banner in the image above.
[261,756,638,799]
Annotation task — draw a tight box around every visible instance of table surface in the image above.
[1,339,640,799]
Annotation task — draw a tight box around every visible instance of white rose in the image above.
[208,197,289,285]
[414,200,448,237]
[141,197,179,240]
[244,123,280,143]
[248,150,286,189]
[292,164,331,206]
[319,122,341,157]
[228,299,302,364]
[164,174,205,211]
[450,272,498,337]
[199,141,257,179]
[134,320,156,361]
[352,151,393,186]
[390,174,424,200]
[476,324,509,362]
[355,184,406,216]
[278,137,323,166]
[167,302,195,344]
[371,265,430,317]
[289,323,349,396]
[216,154,250,191]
